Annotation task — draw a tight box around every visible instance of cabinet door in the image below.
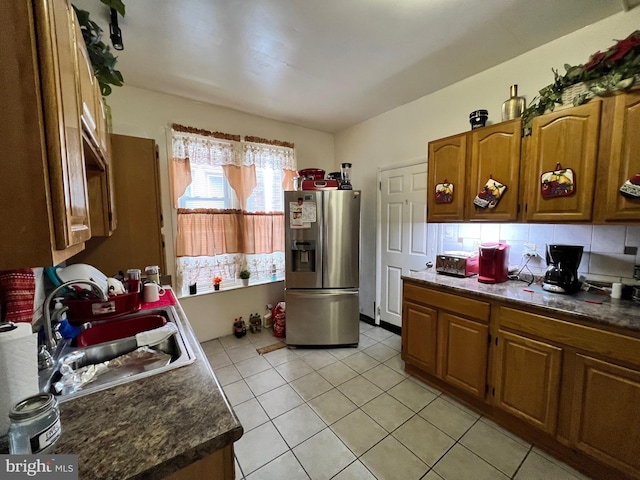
[427,133,467,221]
[570,354,640,477]
[596,91,640,221]
[438,312,488,399]
[469,120,522,222]
[526,101,601,222]
[493,330,562,434]
[37,0,91,249]
[75,19,100,152]
[401,301,438,374]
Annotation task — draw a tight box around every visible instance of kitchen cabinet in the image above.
[594,90,640,222]
[570,354,640,478]
[71,134,166,276]
[493,329,562,435]
[524,101,601,222]
[402,282,490,399]
[0,0,91,269]
[165,444,234,480]
[427,120,521,222]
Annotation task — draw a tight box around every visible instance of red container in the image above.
[297,168,325,180]
[75,314,166,347]
[65,292,141,324]
[301,179,339,190]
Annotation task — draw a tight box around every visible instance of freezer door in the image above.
[323,190,361,288]
[285,191,323,288]
[285,289,359,346]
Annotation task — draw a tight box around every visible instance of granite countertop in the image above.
[49,297,243,480]
[404,271,640,333]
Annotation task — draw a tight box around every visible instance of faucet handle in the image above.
[38,344,54,370]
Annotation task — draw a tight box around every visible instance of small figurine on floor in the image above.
[249,313,262,333]
[233,317,247,338]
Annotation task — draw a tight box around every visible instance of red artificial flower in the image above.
[584,50,606,71]
[606,32,640,64]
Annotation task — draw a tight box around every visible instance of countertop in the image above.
[404,272,640,333]
[49,297,243,479]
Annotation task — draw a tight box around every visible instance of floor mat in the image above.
[256,341,287,355]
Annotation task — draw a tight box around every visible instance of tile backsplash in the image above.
[437,224,640,283]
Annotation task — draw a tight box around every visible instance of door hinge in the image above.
[517,204,520,214]
[485,384,489,394]
[108,212,113,222]
[524,203,528,213]
[492,387,495,396]
[495,336,498,346]
[379,181,382,191]
[488,333,492,345]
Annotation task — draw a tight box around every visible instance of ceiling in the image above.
[75,0,636,133]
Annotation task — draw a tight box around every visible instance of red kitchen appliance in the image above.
[297,168,325,180]
[301,179,339,190]
[436,252,479,277]
[478,242,509,284]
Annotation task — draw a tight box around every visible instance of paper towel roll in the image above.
[0,323,39,436]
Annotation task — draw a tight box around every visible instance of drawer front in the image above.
[404,282,490,322]
[497,306,640,367]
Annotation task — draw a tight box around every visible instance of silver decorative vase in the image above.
[501,84,525,121]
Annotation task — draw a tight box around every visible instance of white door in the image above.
[378,163,429,328]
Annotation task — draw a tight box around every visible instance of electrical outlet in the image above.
[524,243,537,253]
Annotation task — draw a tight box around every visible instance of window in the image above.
[170,126,296,295]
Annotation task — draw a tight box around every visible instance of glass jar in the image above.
[145,265,160,284]
[8,394,61,454]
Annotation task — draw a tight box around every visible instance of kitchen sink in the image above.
[75,314,167,347]
[39,306,195,402]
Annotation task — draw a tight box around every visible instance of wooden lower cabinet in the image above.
[493,329,562,435]
[438,312,488,398]
[401,301,438,375]
[165,444,235,480]
[570,354,640,478]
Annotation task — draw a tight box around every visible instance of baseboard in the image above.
[359,314,401,336]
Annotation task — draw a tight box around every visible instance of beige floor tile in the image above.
[423,471,444,479]
[263,347,298,367]
[361,393,414,432]
[213,364,242,386]
[333,460,377,480]
[337,376,384,406]
[360,322,375,333]
[361,436,429,480]
[419,397,477,439]
[528,448,593,480]
[235,457,244,480]
[327,346,359,360]
[290,371,333,401]
[433,444,509,480]
[381,335,402,351]
[393,415,455,467]
[362,364,405,391]
[233,398,269,432]
[220,333,251,350]
[257,384,304,419]
[200,338,224,356]
[515,451,589,480]
[331,409,387,456]
[223,379,254,406]
[362,327,395,342]
[227,343,259,363]
[307,388,357,425]
[207,351,232,369]
[440,394,481,419]
[244,368,286,396]
[387,378,438,412]
[362,343,397,363]
[357,334,378,349]
[291,347,314,357]
[235,356,273,378]
[248,331,279,348]
[408,375,442,396]
[274,359,314,382]
[235,421,289,475]
[317,361,359,386]
[246,451,309,480]
[479,416,531,447]
[460,420,530,477]
[302,350,338,370]
[383,354,409,377]
[294,428,356,480]
[342,351,380,373]
[273,403,326,448]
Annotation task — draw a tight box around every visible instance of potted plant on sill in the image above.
[239,270,251,287]
[213,276,222,291]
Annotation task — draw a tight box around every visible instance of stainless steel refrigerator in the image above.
[284,190,361,346]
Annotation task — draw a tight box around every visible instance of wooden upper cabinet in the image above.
[493,329,562,435]
[427,133,467,222]
[525,101,601,222]
[594,91,640,222]
[570,354,640,477]
[75,19,99,152]
[469,119,522,222]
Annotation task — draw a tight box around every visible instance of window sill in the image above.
[177,278,284,299]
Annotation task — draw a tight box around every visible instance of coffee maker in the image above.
[543,244,583,294]
[478,243,509,284]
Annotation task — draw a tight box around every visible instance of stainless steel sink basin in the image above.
[39,306,195,402]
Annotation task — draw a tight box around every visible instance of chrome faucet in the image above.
[41,280,108,353]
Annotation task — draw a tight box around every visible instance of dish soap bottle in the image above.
[501,84,525,121]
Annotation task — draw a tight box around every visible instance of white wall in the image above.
[334,9,640,318]
[107,86,335,340]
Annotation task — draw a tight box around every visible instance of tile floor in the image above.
[201,322,593,480]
